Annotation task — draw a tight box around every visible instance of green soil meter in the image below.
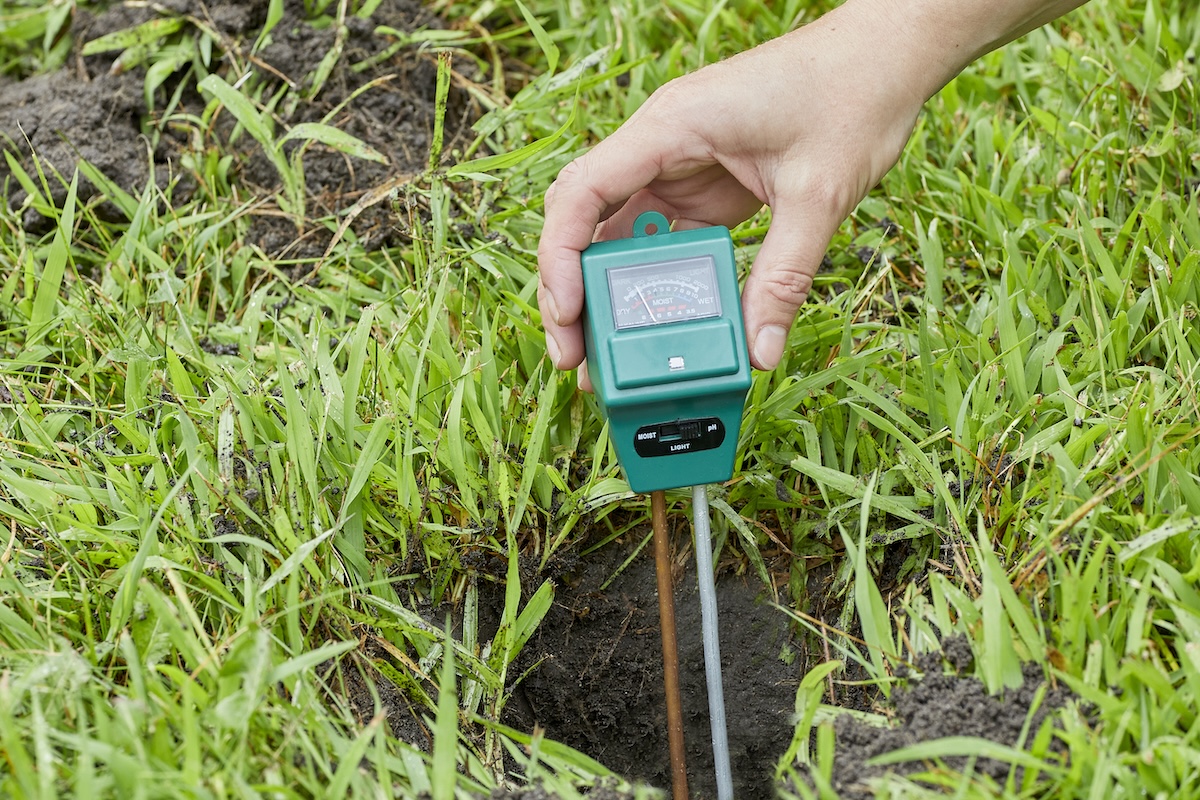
[581,211,752,493]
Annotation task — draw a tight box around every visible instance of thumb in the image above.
[741,206,839,370]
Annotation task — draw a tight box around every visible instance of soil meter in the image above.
[580,211,752,494]
[580,210,745,799]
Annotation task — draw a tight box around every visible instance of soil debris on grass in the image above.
[506,534,802,799]
[330,643,431,752]
[789,637,1076,798]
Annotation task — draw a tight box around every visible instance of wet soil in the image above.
[0,0,474,252]
[506,536,803,800]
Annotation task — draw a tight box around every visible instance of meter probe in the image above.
[580,211,751,800]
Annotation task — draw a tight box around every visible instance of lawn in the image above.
[1,0,1198,798]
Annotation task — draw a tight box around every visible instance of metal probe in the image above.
[692,483,733,800]
[651,490,689,800]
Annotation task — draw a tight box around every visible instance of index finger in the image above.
[536,131,669,367]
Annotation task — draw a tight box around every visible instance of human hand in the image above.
[538,1,930,378]
[537,0,1089,379]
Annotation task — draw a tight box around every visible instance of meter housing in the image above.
[581,211,751,493]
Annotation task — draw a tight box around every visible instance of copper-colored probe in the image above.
[651,490,688,799]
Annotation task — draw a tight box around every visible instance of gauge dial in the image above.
[607,256,722,330]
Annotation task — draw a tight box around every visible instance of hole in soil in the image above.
[501,538,804,799]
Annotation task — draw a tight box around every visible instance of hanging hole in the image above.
[633,211,671,238]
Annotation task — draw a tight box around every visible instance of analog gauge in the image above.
[607,256,722,330]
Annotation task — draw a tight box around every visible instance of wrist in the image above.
[830,0,1088,103]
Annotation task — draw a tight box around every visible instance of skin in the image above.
[537,0,1090,387]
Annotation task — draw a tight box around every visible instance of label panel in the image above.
[632,417,725,458]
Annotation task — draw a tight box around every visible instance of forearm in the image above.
[948,0,1092,57]
[796,0,1090,109]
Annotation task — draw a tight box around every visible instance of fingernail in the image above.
[753,325,788,370]
[539,279,562,326]
[546,333,562,367]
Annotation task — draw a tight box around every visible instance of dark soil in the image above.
[789,639,1075,798]
[0,0,475,253]
[506,535,803,800]
[331,641,432,752]
[483,785,635,800]
[419,782,638,800]
[0,65,157,228]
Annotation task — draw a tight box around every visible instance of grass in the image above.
[1,0,1199,797]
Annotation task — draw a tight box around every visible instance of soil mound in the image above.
[793,639,1074,798]
[0,67,154,227]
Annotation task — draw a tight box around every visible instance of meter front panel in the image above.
[579,212,752,493]
[607,256,722,330]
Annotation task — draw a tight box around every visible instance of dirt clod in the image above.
[0,69,163,227]
[794,640,1074,798]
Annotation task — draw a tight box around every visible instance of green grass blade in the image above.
[80,17,184,55]
[515,0,560,75]
[867,735,1066,774]
[447,105,575,178]
[431,633,458,800]
[29,170,76,341]
[277,122,387,163]
[509,367,557,535]
[197,74,275,150]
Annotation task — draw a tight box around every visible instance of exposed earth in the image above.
[792,640,1075,798]
[0,2,1076,798]
[505,534,802,799]
[0,0,472,253]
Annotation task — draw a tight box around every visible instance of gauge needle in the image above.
[635,284,660,324]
